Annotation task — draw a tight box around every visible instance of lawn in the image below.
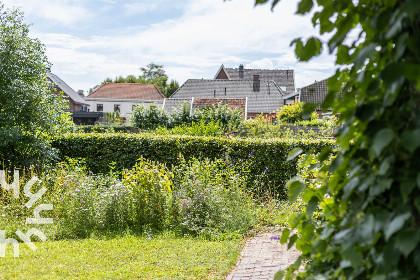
[0,234,242,279]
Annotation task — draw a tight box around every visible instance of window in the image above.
[114,104,120,112]
[97,104,103,112]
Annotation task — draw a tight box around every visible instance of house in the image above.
[47,69,103,125]
[167,77,284,118]
[85,83,165,122]
[214,64,295,93]
[299,79,329,116]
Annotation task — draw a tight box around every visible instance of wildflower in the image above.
[270,236,280,240]
[250,150,254,157]
[264,167,269,174]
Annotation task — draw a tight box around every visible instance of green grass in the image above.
[0,234,242,279]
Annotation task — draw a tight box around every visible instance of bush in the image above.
[52,133,335,195]
[276,101,304,123]
[130,104,169,130]
[198,104,243,131]
[172,158,254,238]
[153,119,223,137]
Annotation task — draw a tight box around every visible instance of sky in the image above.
[2,0,336,94]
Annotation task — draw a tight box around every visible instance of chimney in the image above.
[253,75,260,92]
[78,90,84,97]
[239,64,244,79]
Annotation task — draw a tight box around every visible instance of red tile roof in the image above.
[88,83,165,100]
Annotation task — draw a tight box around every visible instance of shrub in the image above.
[52,133,335,195]
[198,104,243,131]
[172,158,254,238]
[153,119,223,137]
[276,101,304,123]
[170,101,198,127]
[130,104,169,129]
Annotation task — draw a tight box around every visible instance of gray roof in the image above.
[47,71,88,105]
[169,79,283,114]
[215,65,295,93]
[300,79,328,110]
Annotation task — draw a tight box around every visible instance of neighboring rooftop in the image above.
[300,79,328,110]
[169,79,283,114]
[47,70,88,105]
[214,64,295,93]
[87,83,165,100]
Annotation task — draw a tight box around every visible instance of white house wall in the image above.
[85,99,164,119]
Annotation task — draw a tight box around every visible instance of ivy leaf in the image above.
[297,0,313,15]
[288,234,298,249]
[273,270,285,280]
[395,229,420,257]
[401,129,420,153]
[280,228,290,244]
[372,128,394,156]
[384,212,411,241]
[287,147,303,161]
[292,37,322,61]
[288,181,305,203]
[306,196,319,217]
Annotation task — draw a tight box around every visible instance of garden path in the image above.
[226,230,300,280]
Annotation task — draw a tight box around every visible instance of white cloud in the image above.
[2,0,89,25]
[246,58,275,70]
[10,0,336,91]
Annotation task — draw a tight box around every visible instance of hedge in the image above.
[52,133,335,195]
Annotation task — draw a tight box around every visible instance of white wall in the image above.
[85,99,164,122]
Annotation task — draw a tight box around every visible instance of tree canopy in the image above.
[255,0,420,279]
[102,63,179,97]
[0,4,71,168]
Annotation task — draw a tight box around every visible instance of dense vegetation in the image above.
[254,0,420,279]
[0,5,71,169]
[52,132,334,196]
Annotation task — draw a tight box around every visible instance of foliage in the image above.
[105,110,125,125]
[71,124,136,134]
[130,104,169,130]
[276,101,304,123]
[170,101,198,127]
[198,104,243,131]
[52,133,334,195]
[0,5,71,168]
[256,0,420,279]
[102,63,179,97]
[239,116,336,139]
[0,235,241,279]
[153,119,223,137]
[171,158,254,239]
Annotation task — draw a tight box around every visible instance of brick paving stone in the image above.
[226,231,300,280]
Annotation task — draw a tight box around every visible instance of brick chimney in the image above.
[253,75,260,92]
[78,90,84,97]
[239,64,244,79]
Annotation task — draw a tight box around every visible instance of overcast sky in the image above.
[2,0,336,93]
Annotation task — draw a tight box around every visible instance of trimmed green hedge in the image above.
[52,133,335,195]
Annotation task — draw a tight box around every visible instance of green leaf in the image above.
[395,229,420,257]
[297,0,313,15]
[292,37,322,61]
[288,234,298,250]
[288,181,305,203]
[287,147,303,161]
[273,270,285,280]
[384,212,411,240]
[401,129,420,153]
[372,128,394,156]
[280,228,290,244]
[306,196,319,217]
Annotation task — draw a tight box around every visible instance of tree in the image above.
[255,0,420,279]
[0,5,71,168]
[101,63,179,98]
[140,63,167,80]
